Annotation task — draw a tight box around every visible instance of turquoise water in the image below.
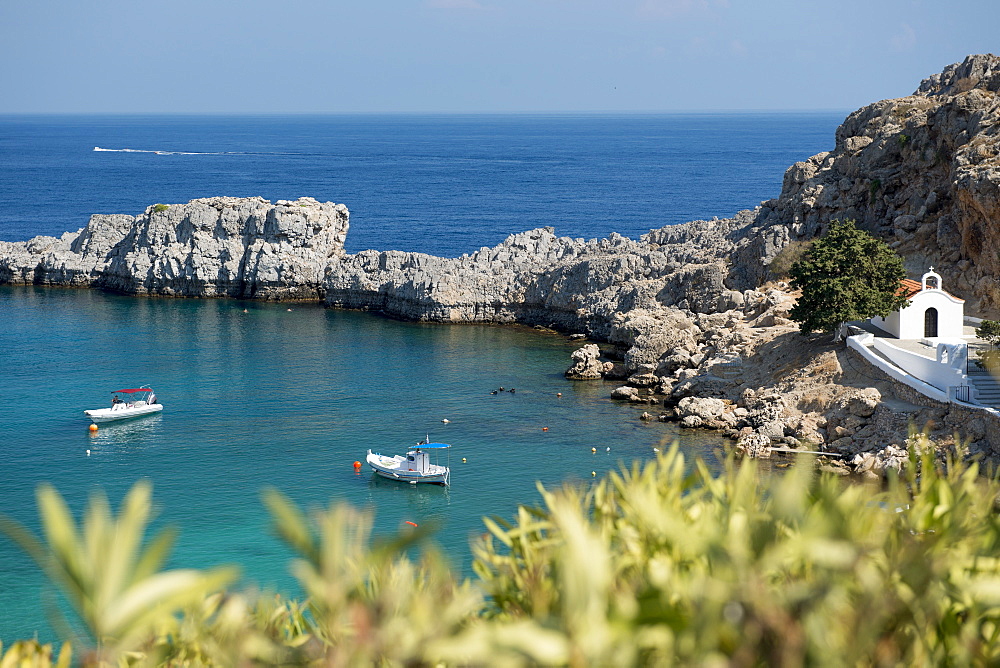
[0,286,723,641]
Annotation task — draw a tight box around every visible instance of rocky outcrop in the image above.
[0,197,349,300]
[0,214,135,287]
[320,217,761,338]
[565,344,608,380]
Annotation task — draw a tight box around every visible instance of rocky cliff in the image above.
[768,53,1000,311]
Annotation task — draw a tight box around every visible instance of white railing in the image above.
[846,333,950,403]
[870,338,966,392]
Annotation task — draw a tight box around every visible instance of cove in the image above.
[0,285,724,641]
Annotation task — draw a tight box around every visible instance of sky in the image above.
[0,0,996,114]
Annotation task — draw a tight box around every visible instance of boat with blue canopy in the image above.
[366,437,451,486]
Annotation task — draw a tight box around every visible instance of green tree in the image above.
[974,319,1000,372]
[975,319,1000,345]
[789,219,909,337]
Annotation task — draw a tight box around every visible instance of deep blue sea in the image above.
[0,113,843,643]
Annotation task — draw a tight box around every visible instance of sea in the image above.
[0,112,844,642]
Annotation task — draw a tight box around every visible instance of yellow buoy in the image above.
[591,447,596,453]
[462,457,467,463]
[591,471,596,477]
[88,424,98,432]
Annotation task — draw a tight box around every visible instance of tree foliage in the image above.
[4,444,1000,666]
[975,319,1000,345]
[974,320,1000,372]
[788,219,910,334]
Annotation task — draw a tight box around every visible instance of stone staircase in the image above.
[967,369,1000,407]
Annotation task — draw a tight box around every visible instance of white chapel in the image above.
[869,267,965,340]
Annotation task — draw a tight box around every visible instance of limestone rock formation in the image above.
[0,197,349,299]
[320,223,752,338]
[0,214,135,286]
[565,344,606,379]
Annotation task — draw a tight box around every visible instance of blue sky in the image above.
[1,0,996,113]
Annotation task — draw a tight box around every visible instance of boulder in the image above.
[610,386,640,401]
[676,396,726,421]
[681,415,704,428]
[736,433,773,459]
[565,344,605,380]
[846,388,881,417]
[756,421,787,440]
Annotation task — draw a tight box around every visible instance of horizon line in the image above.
[0,108,852,117]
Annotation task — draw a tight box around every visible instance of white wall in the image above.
[847,333,949,402]
[871,338,966,391]
[871,310,901,337]
[898,290,964,339]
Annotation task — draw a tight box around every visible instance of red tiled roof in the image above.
[897,279,922,299]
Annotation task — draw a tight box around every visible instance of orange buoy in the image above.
[405,521,418,527]
[353,461,362,470]
[88,424,98,433]
[542,427,549,431]
[557,393,562,397]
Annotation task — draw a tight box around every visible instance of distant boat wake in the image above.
[93,146,290,156]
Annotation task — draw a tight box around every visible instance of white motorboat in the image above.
[84,386,163,423]
[366,438,451,486]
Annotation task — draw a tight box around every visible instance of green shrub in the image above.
[767,240,813,279]
[0,482,237,665]
[3,445,1000,665]
[869,178,882,203]
[0,640,71,667]
[152,203,169,213]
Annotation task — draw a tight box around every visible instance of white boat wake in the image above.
[93,146,237,155]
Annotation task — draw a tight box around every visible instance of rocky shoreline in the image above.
[3,55,1000,473]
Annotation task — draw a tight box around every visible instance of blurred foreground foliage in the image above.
[3,444,1000,666]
